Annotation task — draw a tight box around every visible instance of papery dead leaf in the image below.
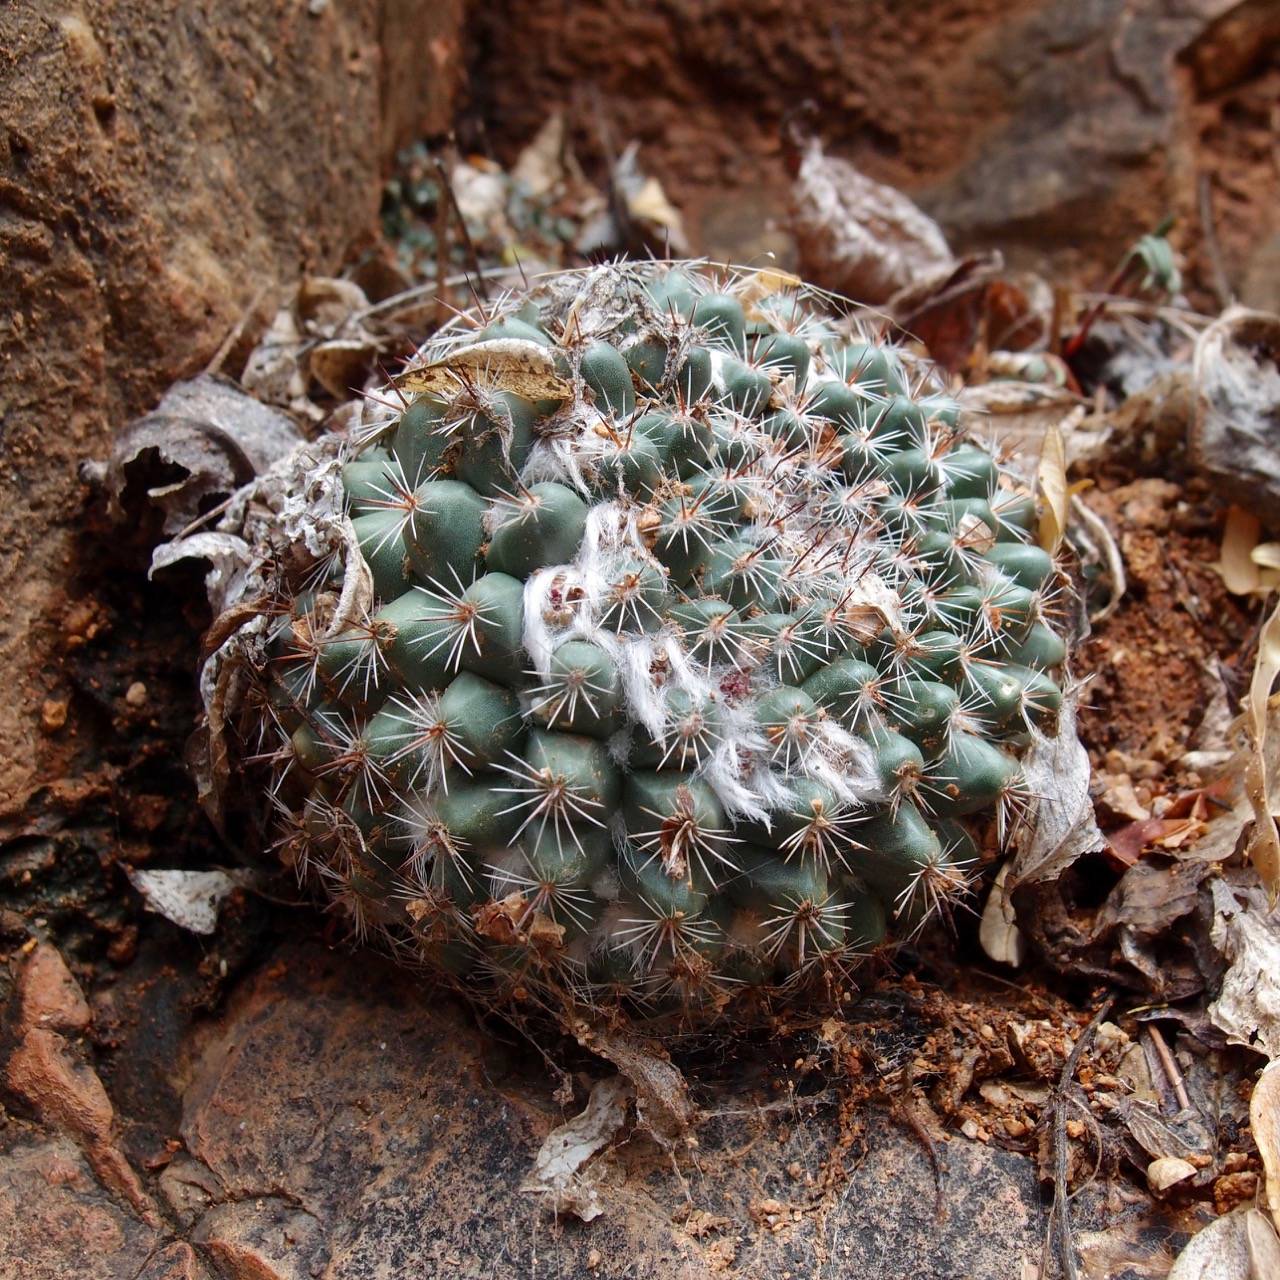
[791,137,953,305]
[577,1025,696,1150]
[309,338,379,400]
[1037,422,1069,554]
[1245,598,1280,897]
[1208,879,1280,1060]
[521,1075,630,1221]
[1250,1062,1280,1234]
[1071,492,1128,625]
[1214,507,1274,597]
[979,861,1025,967]
[1168,1206,1257,1280]
[1191,307,1280,513]
[737,268,805,310]
[296,276,370,332]
[125,868,239,935]
[1010,688,1106,886]
[1247,1207,1280,1279]
[511,113,565,198]
[96,376,305,534]
[395,338,571,400]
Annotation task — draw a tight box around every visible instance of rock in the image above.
[16,943,91,1034]
[174,942,1050,1279]
[192,1200,329,1280]
[470,1,1216,282]
[5,1024,156,1221]
[137,1242,214,1280]
[0,0,465,814]
[0,1137,159,1280]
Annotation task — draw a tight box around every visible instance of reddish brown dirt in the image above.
[1074,475,1254,786]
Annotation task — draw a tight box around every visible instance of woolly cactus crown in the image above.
[256,261,1067,1027]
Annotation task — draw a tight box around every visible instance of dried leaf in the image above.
[610,142,689,256]
[1037,422,1069,554]
[521,1076,630,1221]
[511,114,565,198]
[1208,879,1280,1060]
[242,305,309,406]
[1245,598,1280,897]
[737,268,805,309]
[1172,1208,1280,1280]
[626,177,687,248]
[1247,1208,1280,1279]
[296,276,370,332]
[577,1025,696,1150]
[125,868,239,935]
[1071,492,1128,625]
[395,338,571,400]
[98,376,304,534]
[791,137,953,305]
[979,861,1025,967]
[1010,688,1106,886]
[308,338,378,400]
[1191,307,1280,513]
[1251,1062,1280,1235]
[1147,1156,1197,1192]
[1215,507,1269,596]
[150,532,253,615]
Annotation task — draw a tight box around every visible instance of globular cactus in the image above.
[253,261,1068,1027]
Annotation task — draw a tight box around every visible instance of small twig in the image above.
[1197,173,1233,311]
[893,1061,945,1220]
[204,283,271,376]
[433,152,489,305]
[1041,995,1115,1280]
[352,266,525,326]
[434,162,452,327]
[1146,1025,1192,1113]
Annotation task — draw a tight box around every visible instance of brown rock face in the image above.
[0,0,464,812]
[464,1,1267,284]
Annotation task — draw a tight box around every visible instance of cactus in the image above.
[251,261,1069,1028]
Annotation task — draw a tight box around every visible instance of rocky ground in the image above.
[3,3,1280,1278]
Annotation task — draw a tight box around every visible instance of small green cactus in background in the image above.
[254,261,1068,1027]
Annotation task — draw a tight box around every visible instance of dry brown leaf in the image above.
[1168,1207,1258,1280]
[511,113,565,198]
[1247,1209,1280,1279]
[1251,1062,1280,1235]
[396,338,571,400]
[1037,422,1069,554]
[309,338,378,400]
[738,268,804,309]
[1245,599,1280,897]
[577,1025,696,1150]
